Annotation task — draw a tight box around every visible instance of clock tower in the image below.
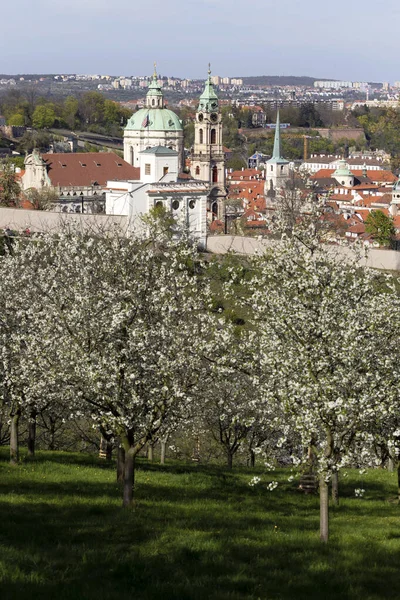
[192,66,226,219]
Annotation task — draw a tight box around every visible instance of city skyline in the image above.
[2,0,400,81]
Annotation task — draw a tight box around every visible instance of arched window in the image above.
[211,128,216,144]
[152,99,155,106]
[199,128,203,144]
[195,166,200,175]
[212,202,218,217]
[130,147,134,165]
[212,166,218,183]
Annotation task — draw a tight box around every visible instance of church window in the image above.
[163,166,169,175]
[195,166,200,175]
[281,166,284,172]
[199,129,203,144]
[145,163,151,175]
[211,129,216,144]
[172,200,180,210]
[212,202,218,216]
[212,166,218,183]
[130,147,134,165]
[155,201,163,209]
[152,99,155,106]
[271,166,273,171]
[189,199,196,209]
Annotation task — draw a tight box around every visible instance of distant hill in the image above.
[240,76,323,87]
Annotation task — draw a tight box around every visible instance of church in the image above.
[123,66,184,172]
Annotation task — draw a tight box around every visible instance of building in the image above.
[106,146,208,248]
[264,112,290,199]
[314,80,353,89]
[300,156,388,174]
[191,67,226,219]
[22,150,139,213]
[123,66,184,171]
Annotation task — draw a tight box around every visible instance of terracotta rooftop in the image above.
[227,169,264,181]
[42,153,140,188]
[311,169,396,184]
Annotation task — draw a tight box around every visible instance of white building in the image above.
[106,146,208,248]
[123,67,184,172]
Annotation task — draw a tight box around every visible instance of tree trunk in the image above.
[160,439,167,465]
[122,450,136,508]
[147,443,154,462]
[331,471,339,506]
[10,408,21,465]
[27,410,37,458]
[106,440,112,461]
[227,450,233,469]
[250,450,255,468]
[117,445,125,483]
[388,456,394,472]
[48,416,56,451]
[397,460,400,503]
[319,473,329,543]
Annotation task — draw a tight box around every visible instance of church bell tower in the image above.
[192,66,226,219]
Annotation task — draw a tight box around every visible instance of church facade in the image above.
[123,67,184,172]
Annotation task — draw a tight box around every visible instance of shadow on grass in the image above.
[1,455,399,600]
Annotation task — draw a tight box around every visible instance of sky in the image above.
[2,0,400,82]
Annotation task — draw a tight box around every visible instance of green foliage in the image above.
[0,159,21,207]
[32,104,56,129]
[16,130,52,154]
[1,451,400,600]
[8,112,25,126]
[365,210,396,246]
[355,106,400,155]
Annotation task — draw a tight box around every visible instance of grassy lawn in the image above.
[0,449,399,600]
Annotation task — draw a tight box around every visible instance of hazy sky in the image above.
[2,0,400,81]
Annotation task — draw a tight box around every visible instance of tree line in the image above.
[0,89,132,136]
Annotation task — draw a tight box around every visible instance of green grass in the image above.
[0,449,399,600]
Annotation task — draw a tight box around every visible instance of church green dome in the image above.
[125,107,183,132]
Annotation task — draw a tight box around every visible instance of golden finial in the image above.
[208,62,211,76]
[153,62,157,78]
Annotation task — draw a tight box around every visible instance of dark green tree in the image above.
[365,210,396,246]
[0,160,21,207]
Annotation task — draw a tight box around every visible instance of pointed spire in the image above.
[266,110,289,165]
[198,64,219,112]
[272,110,282,160]
[153,61,157,80]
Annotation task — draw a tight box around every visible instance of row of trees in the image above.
[1,216,400,542]
[0,89,131,136]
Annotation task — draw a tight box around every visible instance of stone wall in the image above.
[0,207,129,235]
[206,235,400,271]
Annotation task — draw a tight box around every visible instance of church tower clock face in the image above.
[210,113,218,122]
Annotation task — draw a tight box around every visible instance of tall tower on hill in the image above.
[191,66,226,218]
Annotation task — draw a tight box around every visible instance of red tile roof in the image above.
[227,169,264,182]
[311,169,396,184]
[42,153,140,187]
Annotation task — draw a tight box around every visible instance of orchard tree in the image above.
[15,229,215,507]
[246,235,394,542]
